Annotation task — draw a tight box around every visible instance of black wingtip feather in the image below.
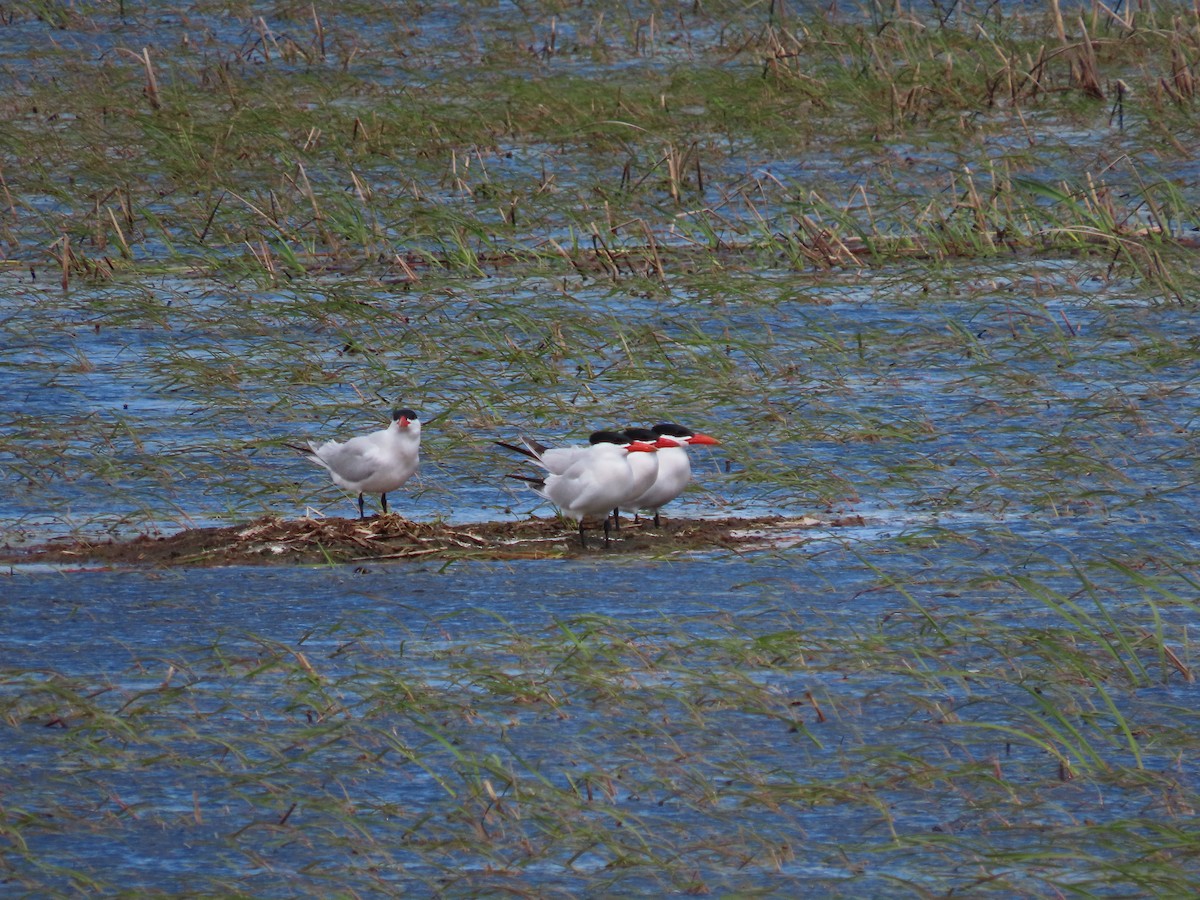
[494,440,539,461]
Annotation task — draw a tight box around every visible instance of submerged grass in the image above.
[3,554,1200,894]
[2,0,1200,896]
[2,0,1199,290]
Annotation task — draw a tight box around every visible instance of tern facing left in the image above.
[296,407,421,519]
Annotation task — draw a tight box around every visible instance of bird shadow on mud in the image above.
[0,514,864,567]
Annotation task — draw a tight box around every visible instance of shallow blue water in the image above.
[4,525,1199,894]
[3,0,1200,893]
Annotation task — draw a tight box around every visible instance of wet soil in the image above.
[0,514,850,568]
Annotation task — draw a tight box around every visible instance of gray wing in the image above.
[309,438,382,484]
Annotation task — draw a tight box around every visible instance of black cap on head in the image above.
[393,408,419,421]
[624,427,659,442]
[652,423,692,438]
[588,430,628,445]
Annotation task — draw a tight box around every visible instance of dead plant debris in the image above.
[2,514,831,568]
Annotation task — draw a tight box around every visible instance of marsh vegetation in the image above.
[2,0,1200,895]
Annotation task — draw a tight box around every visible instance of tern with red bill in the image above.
[509,434,659,548]
[609,427,665,530]
[294,407,421,519]
[625,422,721,527]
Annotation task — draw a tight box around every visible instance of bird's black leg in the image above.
[603,516,612,547]
[653,511,661,528]
[578,520,588,550]
[611,507,621,531]
[381,492,389,515]
[357,492,366,519]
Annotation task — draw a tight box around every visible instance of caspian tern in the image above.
[609,427,664,530]
[294,407,421,519]
[509,437,658,548]
[626,422,721,526]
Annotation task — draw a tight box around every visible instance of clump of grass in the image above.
[2,0,1198,291]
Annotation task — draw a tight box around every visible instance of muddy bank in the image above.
[0,514,860,568]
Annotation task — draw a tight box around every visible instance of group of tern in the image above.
[294,408,721,548]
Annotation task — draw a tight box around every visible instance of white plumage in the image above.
[300,407,421,519]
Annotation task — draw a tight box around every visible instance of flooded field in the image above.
[3,1,1200,895]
